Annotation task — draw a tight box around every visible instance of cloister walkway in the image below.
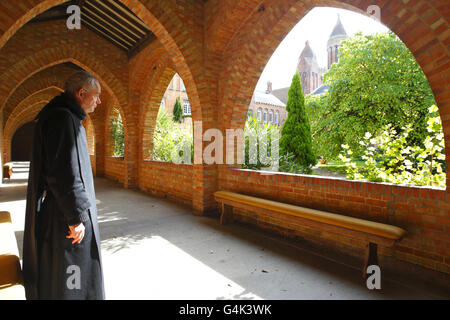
[1,163,449,300]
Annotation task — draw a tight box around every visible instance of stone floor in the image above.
[1,162,449,300]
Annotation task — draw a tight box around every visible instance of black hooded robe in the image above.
[23,93,105,300]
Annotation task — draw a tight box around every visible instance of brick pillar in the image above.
[91,100,107,177]
[0,110,3,183]
[192,148,219,215]
[124,93,140,189]
[191,53,220,215]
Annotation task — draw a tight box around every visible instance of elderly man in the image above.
[23,71,104,300]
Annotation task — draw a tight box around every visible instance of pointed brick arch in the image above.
[0,48,126,114]
[217,0,449,184]
[0,0,207,193]
[5,87,63,130]
[3,101,47,163]
[5,97,96,172]
[3,64,78,126]
[103,103,127,185]
[140,65,176,161]
[3,86,63,162]
[213,0,450,277]
[105,104,127,158]
[217,0,449,132]
[0,0,204,123]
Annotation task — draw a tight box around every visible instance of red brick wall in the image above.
[139,160,193,207]
[104,157,126,185]
[0,0,448,279]
[220,167,450,275]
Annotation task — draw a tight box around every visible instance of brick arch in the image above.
[140,64,176,161]
[5,100,96,168]
[3,87,61,162]
[3,64,77,127]
[217,0,450,176]
[9,86,97,160]
[0,47,125,114]
[104,103,127,158]
[0,0,204,122]
[6,87,63,130]
[218,0,449,129]
[3,101,47,162]
[213,0,450,276]
[205,0,264,53]
[129,41,170,94]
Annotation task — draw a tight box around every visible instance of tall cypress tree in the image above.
[173,97,183,123]
[280,72,317,172]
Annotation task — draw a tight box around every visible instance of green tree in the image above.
[242,115,279,171]
[339,105,446,187]
[173,97,183,123]
[316,31,436,160]
[305,93,330,161]
[153,106,193,163]
[280,72,317,173]
[110,109,124,157]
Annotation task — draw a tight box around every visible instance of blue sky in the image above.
[255,7,389,91]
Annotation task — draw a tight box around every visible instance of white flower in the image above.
[424,140,434,149]
[364,132,372,139]
[401,147,410,154]
[428,105,438,113]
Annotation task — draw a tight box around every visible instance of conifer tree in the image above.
[173,97,183,122]
[280,72,317,172]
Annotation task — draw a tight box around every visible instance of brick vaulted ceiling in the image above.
[28,0,156,59]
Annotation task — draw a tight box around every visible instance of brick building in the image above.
[160,73,192,127]
[272,14,348,101]
[0,0,448,290]
[247,81,287,127]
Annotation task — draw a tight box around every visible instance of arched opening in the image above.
[108,107,125,158]
[244,6,445,187]
[11,121,35,161]
[151,73,193,164]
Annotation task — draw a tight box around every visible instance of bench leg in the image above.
[220,203,233,225]
[363,242,378,279]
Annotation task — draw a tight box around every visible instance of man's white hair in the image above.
[64,71,100,96]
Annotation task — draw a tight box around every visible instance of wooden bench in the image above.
[2,162,13,180]
[0,211,25,299]
[214,191,407,279]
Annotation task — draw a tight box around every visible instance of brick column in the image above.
[0,110,3,182]
[124,92,140,189]
[91,98,107,177]
[191,52,221,215]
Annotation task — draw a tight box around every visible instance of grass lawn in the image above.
[318,160,371,175]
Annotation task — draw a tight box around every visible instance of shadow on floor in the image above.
[2,165,449,299]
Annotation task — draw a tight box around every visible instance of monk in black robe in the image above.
[23,71,105,300]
